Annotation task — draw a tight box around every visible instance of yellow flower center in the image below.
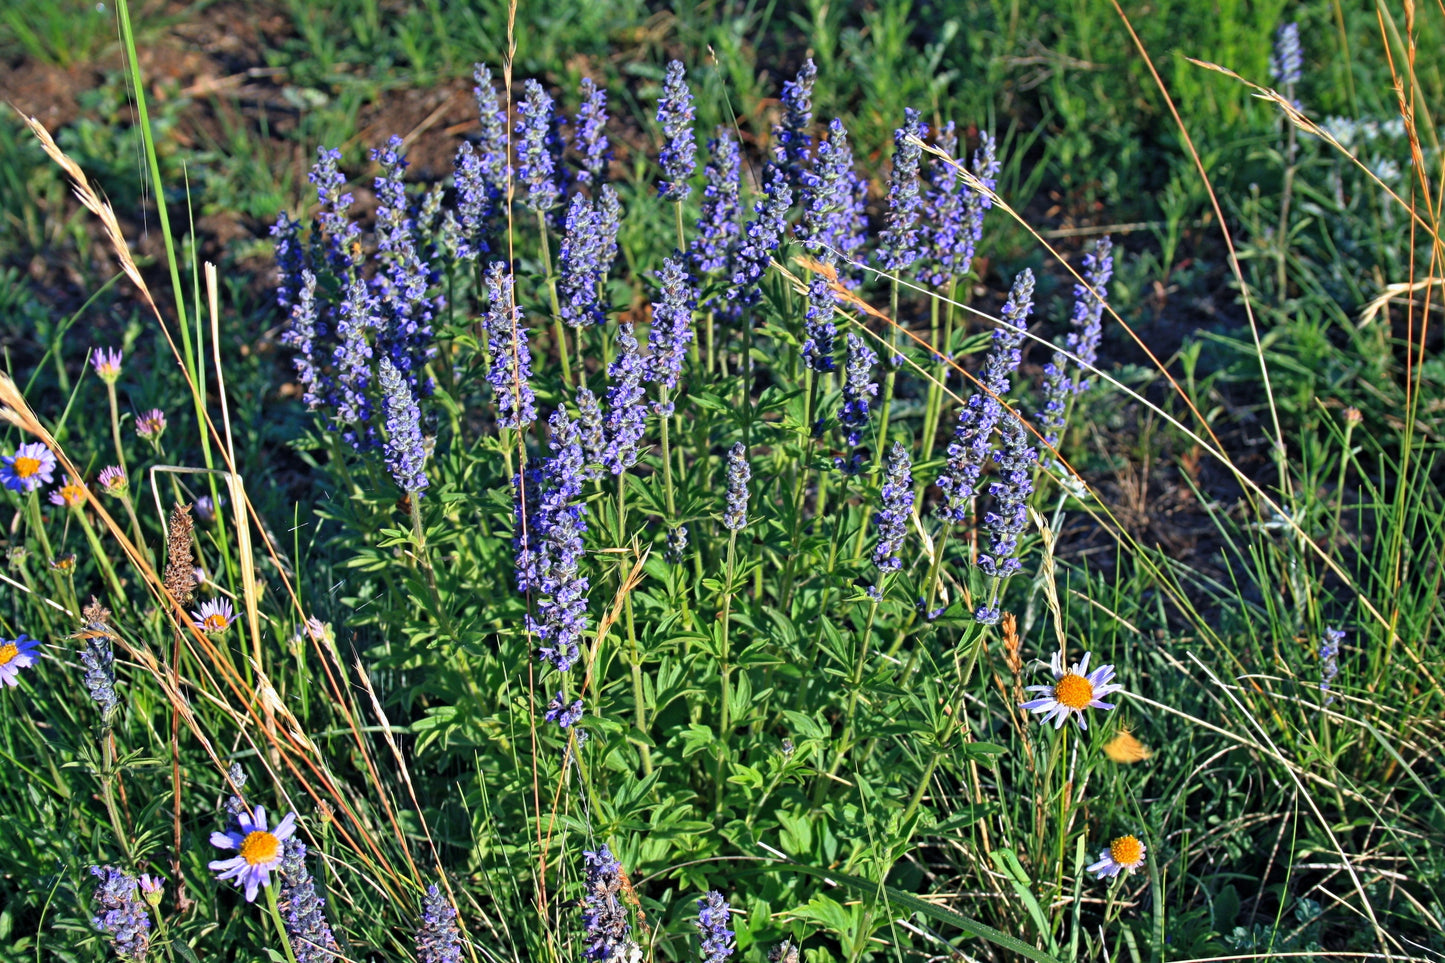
[1110,835,1143,866]
[1053,672,1094,710]
[239,830,280,865]
[60,485,85,506]
[13,456,40,479]
[203,613,230,632]
[0,642,17,667]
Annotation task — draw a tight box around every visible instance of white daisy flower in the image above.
[1087,834,1146,879]
[1019,649,1123,730]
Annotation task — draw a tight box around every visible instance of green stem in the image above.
[537,211,572,387]
[659,389,677,521]
[76,510,126,601]
[873,281,902,454]
[715,531,738,816]
[99,729,137,865]
[410,495,459,645]
[264,881,301,963]
[106,383,130,484]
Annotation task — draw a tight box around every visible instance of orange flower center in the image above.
[1053,672,1094,710]
[203,613,230,632]
[13,456,40,479]
[60,485,85,506]
[1110,835,1143,866]
[239,830,280,865]
[0,642,17,667]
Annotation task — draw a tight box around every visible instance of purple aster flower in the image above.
[656,60,696,201]
[1270,22,1302,88]
[417,884,464,963]
[647,255,695,407]
[692,130,742,283]
[934,269,1035,524]
[695,891,735,963]
[802,257,839,372]
[48,475,86,509]
[278,839,339,962]
[518,79,562,214]
[451,64,510,260]
[603,323,648,474]
[528,410,590,673]
[92,346,123,384]
[799,119,869,287]
[558,193,608,329]
[194,494,222,524]
[90,865,152,961]
[1020,649,1124,729]
[98,466,128,496]
[378,356,429,494]
[722,443,750,531]
[773,58,817,186]
[730,163,792,306]
[872,442,914,572]
[208,806,298,903]
[191,598,237,634]
[1320,626,1343,703]
[135,409,166,443]
[544,691,584,728]
[876,108,928,273]
[837,333,879,449]
[575,77,611,184]
[1,441,57,493]
[484,263,537,429]
[0,634,40,688]
[581,846,631,961]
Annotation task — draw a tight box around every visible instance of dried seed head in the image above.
[164,503,196,606]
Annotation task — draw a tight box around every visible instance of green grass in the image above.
[1,1,1444,961]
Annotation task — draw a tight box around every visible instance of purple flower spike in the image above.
[582,846,631,960]
[837,333,879,449]
[934,269,1035,524]
[872,442,914,572]
[799,118,869,286]
[722,443,750,531]
[518,79,562,214]
[90,866,152,961]
[558,193,608,329]
[575,77,611,184]
[417,884,464,963]
[208,806,298,903]
[378,356,429,495]
[278,840,339,962]
[657,60,696,201]
[731,164,792,306]
[484,263,537,430]
[603,323,648,474]
[528,410,590,673]
[693,130,742,281]
[695,891,735,963]
[773,58,817,185]
[876,108,928,273]
[647,255,695,408]
[803,256,839,373]
[544,692,584,729]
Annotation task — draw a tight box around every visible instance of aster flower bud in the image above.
[91,347,123,384]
